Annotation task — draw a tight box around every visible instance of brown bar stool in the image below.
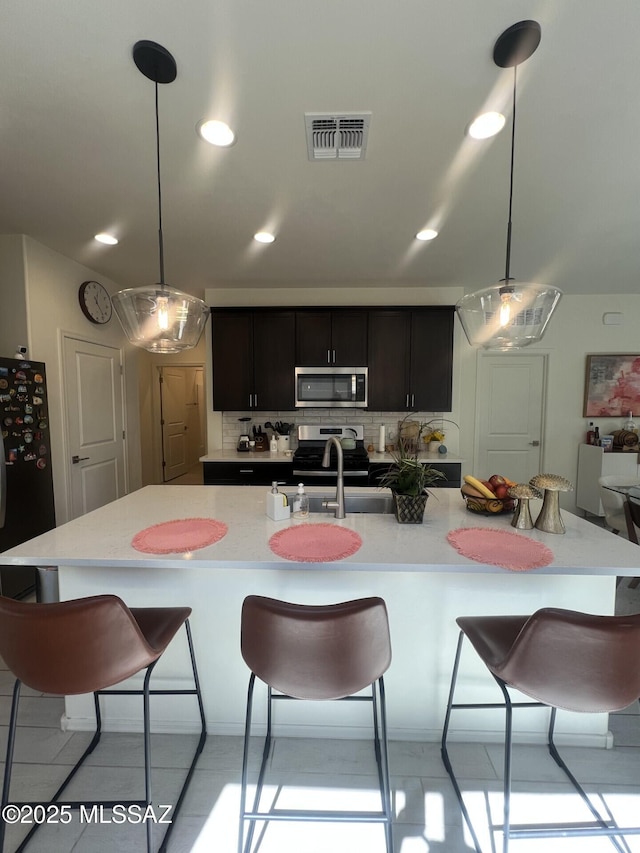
[238,595,393,853]
[441,607,640,853]
[0,594,207,853]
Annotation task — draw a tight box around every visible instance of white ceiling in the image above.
[2,1,639,299]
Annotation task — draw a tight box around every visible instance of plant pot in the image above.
[393,492,428,524]
[428,441,441,452]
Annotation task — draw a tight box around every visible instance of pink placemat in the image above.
[447,527,554,572]
[269,523,362,563]
[132,518,228,554]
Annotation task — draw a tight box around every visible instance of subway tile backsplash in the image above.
[222,409,457,452]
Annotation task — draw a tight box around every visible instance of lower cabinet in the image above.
[203,462,297,486]
[368,461,461,489]
[205,460,462,488]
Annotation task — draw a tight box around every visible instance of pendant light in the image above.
[455,21,562,350]
[112,41,209,354]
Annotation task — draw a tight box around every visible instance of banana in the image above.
[463,474,497,500]
[461,483,485,499]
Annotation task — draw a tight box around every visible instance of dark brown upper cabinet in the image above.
[295,309,368,366]
[368,307,454,412]
[211,309,295,411]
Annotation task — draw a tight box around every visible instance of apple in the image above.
[489,474,507,489]
[482,480,496,493]
[494,483,509,500]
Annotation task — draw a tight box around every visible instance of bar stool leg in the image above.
[440,632,483,853]
[376,677,394,853]
[493,679,513,853]
[239,674,276,853]
[0,680,22,853]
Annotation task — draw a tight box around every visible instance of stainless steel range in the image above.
[293,425,369,486]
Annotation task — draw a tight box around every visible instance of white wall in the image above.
[0,235,143,525]
[0,235,29,352]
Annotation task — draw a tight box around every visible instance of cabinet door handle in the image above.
[411,394,415,408]
[327,349,331,364]
[248,394,252,407]
[254,393,258,408]
[406,394,410,408]
[332,349,336,363]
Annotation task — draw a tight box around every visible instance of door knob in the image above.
[529,440,540,446]
[72,455,90,464]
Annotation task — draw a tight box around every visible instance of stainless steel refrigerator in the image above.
[0,358,55,598]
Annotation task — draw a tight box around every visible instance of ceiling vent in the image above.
[305,112,371,160]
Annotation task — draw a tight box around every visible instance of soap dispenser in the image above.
[266,481,290,521]
[292,483,309,519]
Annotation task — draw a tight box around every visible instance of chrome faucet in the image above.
[321,436,345,518]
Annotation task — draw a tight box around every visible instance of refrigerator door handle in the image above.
[0,432,6,528]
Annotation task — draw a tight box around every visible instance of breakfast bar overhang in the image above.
[1,485,638,747]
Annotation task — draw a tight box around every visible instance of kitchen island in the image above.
[1,485,638,746]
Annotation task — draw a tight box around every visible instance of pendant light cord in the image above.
[155,80,165,286]
[503,65,517,286]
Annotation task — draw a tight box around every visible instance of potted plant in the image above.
[379,420,447,523]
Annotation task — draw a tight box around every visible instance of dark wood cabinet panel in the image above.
[369,461,460,488]
[367,310,411,410]
[368,307,454,412]
[295,311,332,365]
[330,310,368,365]
[211,309,295,411]
[296,309,368,366]
[410,308,454,411]
[253,311,295,410]
[212,310,253,411]
[203,461,296,486]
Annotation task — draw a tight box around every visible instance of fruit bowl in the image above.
[462,494,516,514]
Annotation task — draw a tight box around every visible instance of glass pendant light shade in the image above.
[112,41,209,354]
[456,21,562,350]
[455,281,562,350]
[112,285,209,353]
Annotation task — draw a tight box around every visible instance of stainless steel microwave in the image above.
[294,366,368,408]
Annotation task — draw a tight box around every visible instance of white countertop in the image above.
[200,450,294,462]
[2,485,638,576]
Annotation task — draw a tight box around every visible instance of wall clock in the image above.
[78,280,112,325]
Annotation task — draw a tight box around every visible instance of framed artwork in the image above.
[583,354,640,417]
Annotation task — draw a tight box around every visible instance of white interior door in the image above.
[63,336,126,519]
[476,353,546,483]
[160,367,190,481]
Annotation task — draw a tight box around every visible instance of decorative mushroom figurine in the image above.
[529,474,574,534]
[507,483,543,530]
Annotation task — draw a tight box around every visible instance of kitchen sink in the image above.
[283,491,394,514]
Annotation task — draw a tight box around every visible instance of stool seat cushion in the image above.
[0,595,192,696]
[457,607,640,713]
[241,595,391,700]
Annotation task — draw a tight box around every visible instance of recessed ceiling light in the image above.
[198,120,236,147]
[416,229,438,242]
[254,231,275,244]
[467,111,506,139]
[94,233,118,245]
